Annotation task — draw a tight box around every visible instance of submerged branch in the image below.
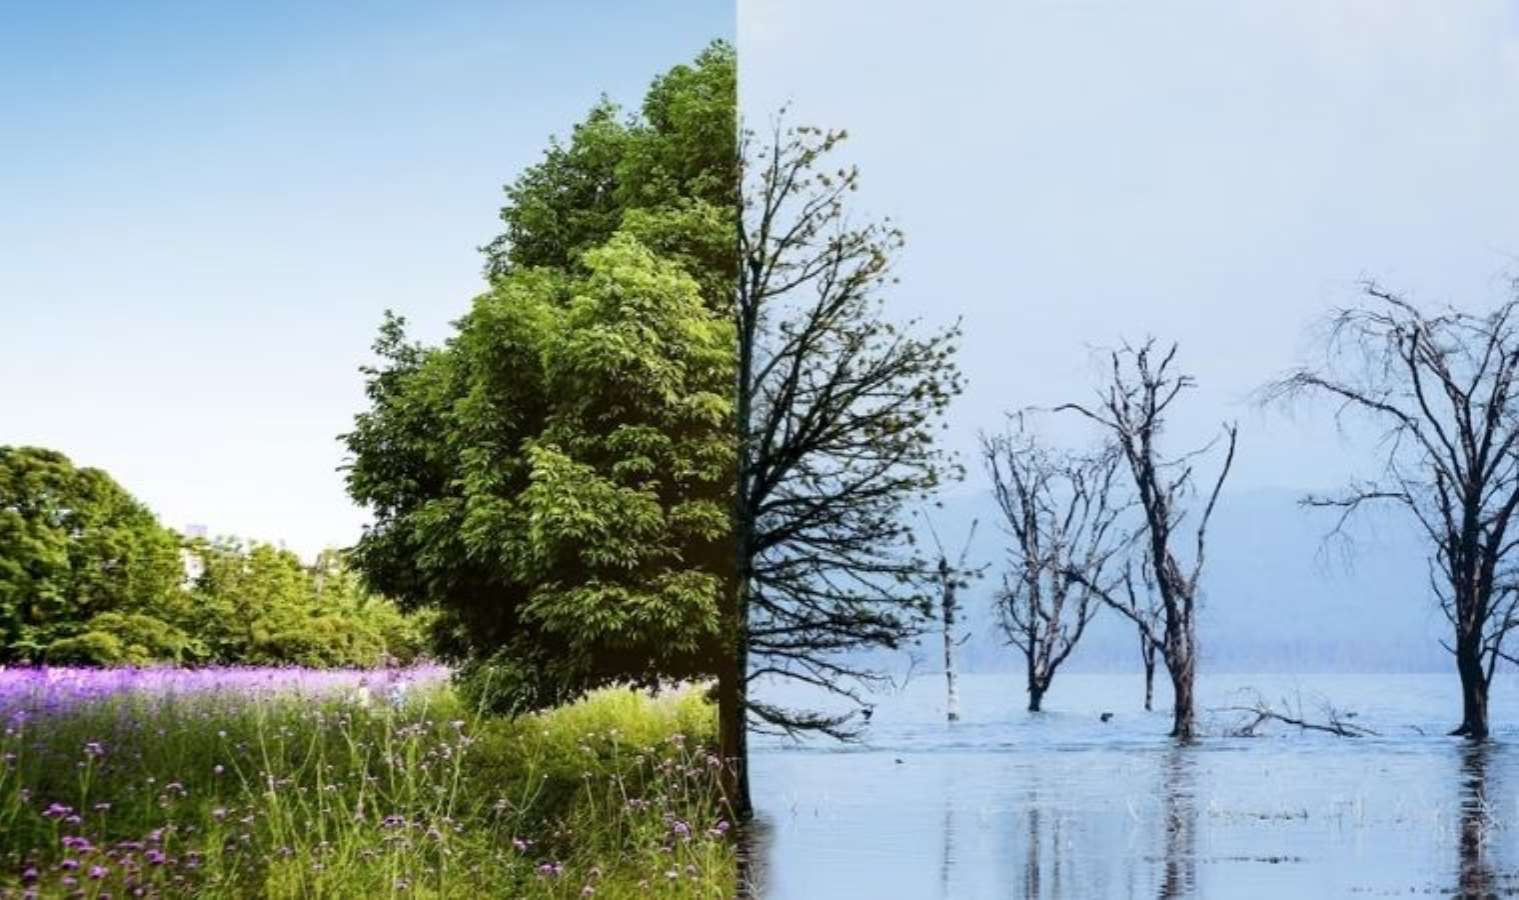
[1218,691,1380,738]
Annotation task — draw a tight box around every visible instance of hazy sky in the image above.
[741,0,1519,499]
[2,2,732,558]
[7,4,1516,560]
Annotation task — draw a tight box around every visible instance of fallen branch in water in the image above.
[1218,690,1379,738]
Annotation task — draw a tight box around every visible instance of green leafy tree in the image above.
[345,43,736,714]
[0,446,187,661]
[347,235,733,711]
[481,40,737,298]
[0,447,428,668]
[311,548,432,665]
[186,539,426,667]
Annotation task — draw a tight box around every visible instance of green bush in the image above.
[45,612,201,665]
[43,629,129,665]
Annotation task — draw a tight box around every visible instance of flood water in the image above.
[748,672,1519,898]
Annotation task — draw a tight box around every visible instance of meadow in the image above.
[0,666,735,898]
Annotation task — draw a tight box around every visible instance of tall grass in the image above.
[0,675,734,898]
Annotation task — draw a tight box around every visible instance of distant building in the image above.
[181,523,209,585]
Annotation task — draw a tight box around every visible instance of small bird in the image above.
[860,706,874,722]
[1099,712,1114,723]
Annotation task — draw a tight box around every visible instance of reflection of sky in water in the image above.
[748,673,1519,898]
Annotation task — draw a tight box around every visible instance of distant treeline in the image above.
[0,446,430,667]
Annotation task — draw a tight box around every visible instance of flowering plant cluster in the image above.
[0,667,735,898]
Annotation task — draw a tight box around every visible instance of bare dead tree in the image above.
[1120,557,1165,712]
[726,118,963,815]
[983,426,1125,712]
[924,516,981,722]
[1058,340,1238,739]
[1263,281,1519,739]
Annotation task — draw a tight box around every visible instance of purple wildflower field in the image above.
[0,664,449,726]
[0,666,734,898]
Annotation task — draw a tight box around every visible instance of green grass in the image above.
[0,682,735,898]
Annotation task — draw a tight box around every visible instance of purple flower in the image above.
[0,664,449,723]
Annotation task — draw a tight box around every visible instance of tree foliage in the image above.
[0,446,422,667]
[344,43,738,715]
[185,540,429,668]
[481,40,737,302]
[0,447,185,660]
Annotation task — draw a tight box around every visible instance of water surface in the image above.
[750,673,1519,898]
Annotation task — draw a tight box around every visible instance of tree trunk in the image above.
[1143,657,1156,713]
[1452,637,1490,740]
[718,631,751,819]
[943,575,959,722]
[1028,680,1045,713]
[729,300,756,819]
[1025,650,1042,713]
[719,564,752,819]
[1168,652,1195,740]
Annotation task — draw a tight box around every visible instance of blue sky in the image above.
[741,0,1519,500]
[7,1,1517,560]
[1,2,732,557]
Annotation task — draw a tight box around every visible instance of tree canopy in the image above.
[0,446,422,667]
[0,446,185,660]
[480,40,737,306]
[344,42,738,714]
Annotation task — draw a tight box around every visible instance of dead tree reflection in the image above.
[1157,746,1197,899]
[939,799,955,899]
[1457,742,1495,898]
